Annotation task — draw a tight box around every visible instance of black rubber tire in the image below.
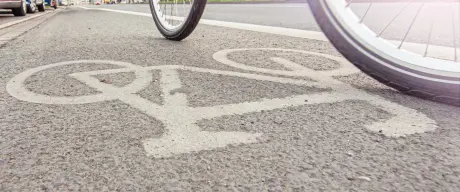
[12,0,27,16]
[149,0,207,41]
[27,3,36,14]
[38,3,45,12]
[308,1,460,106]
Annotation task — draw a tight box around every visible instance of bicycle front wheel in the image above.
[149,0,207,41]
[308,0,460,105]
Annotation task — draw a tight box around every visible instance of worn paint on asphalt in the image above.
[6,48,437,158]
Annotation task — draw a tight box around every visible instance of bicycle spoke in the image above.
[152,0,193,32]
[170,0,173,25]
[453,2,458,61]
[163,0,166,17]
[182,0,185,18]
[424,15,435,58]
[175,0,179,22]
[377,0,412,37]
[321,0,460,104]
[359,2,373,23]
[346,0,353,7]
[167,1,169,24]
[398,2,425,49]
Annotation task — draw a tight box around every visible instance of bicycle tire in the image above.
[308,0,460,106]
[149,0,207,41]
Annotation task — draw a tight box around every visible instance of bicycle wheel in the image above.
[308,0,460,106]
[149,0,207,41]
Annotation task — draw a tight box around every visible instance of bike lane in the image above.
[0,7,459,191]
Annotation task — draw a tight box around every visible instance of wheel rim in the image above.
[151,0,194,31]
[23,0,26,12]
[324,0,460,80]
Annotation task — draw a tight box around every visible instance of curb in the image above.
[0,9,62,47]
[0,7,65,30]
[0,12,52,30]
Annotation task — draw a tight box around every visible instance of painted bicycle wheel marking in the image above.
[6,48,437,158]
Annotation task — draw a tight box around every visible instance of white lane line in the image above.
[0,11,51,30]
[77,6,456,59]
[198,18,328,41]
[77,6,328,41]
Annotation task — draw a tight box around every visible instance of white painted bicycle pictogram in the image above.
[6,48,437,158]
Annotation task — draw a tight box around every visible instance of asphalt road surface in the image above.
[1,5,459,192]
[93,3,459,47]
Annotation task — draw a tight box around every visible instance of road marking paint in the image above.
[77,6,457,60]
[76,6,327,41]
[212,48,437,137]
[7,48,437,158]
[213,48,359,79]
